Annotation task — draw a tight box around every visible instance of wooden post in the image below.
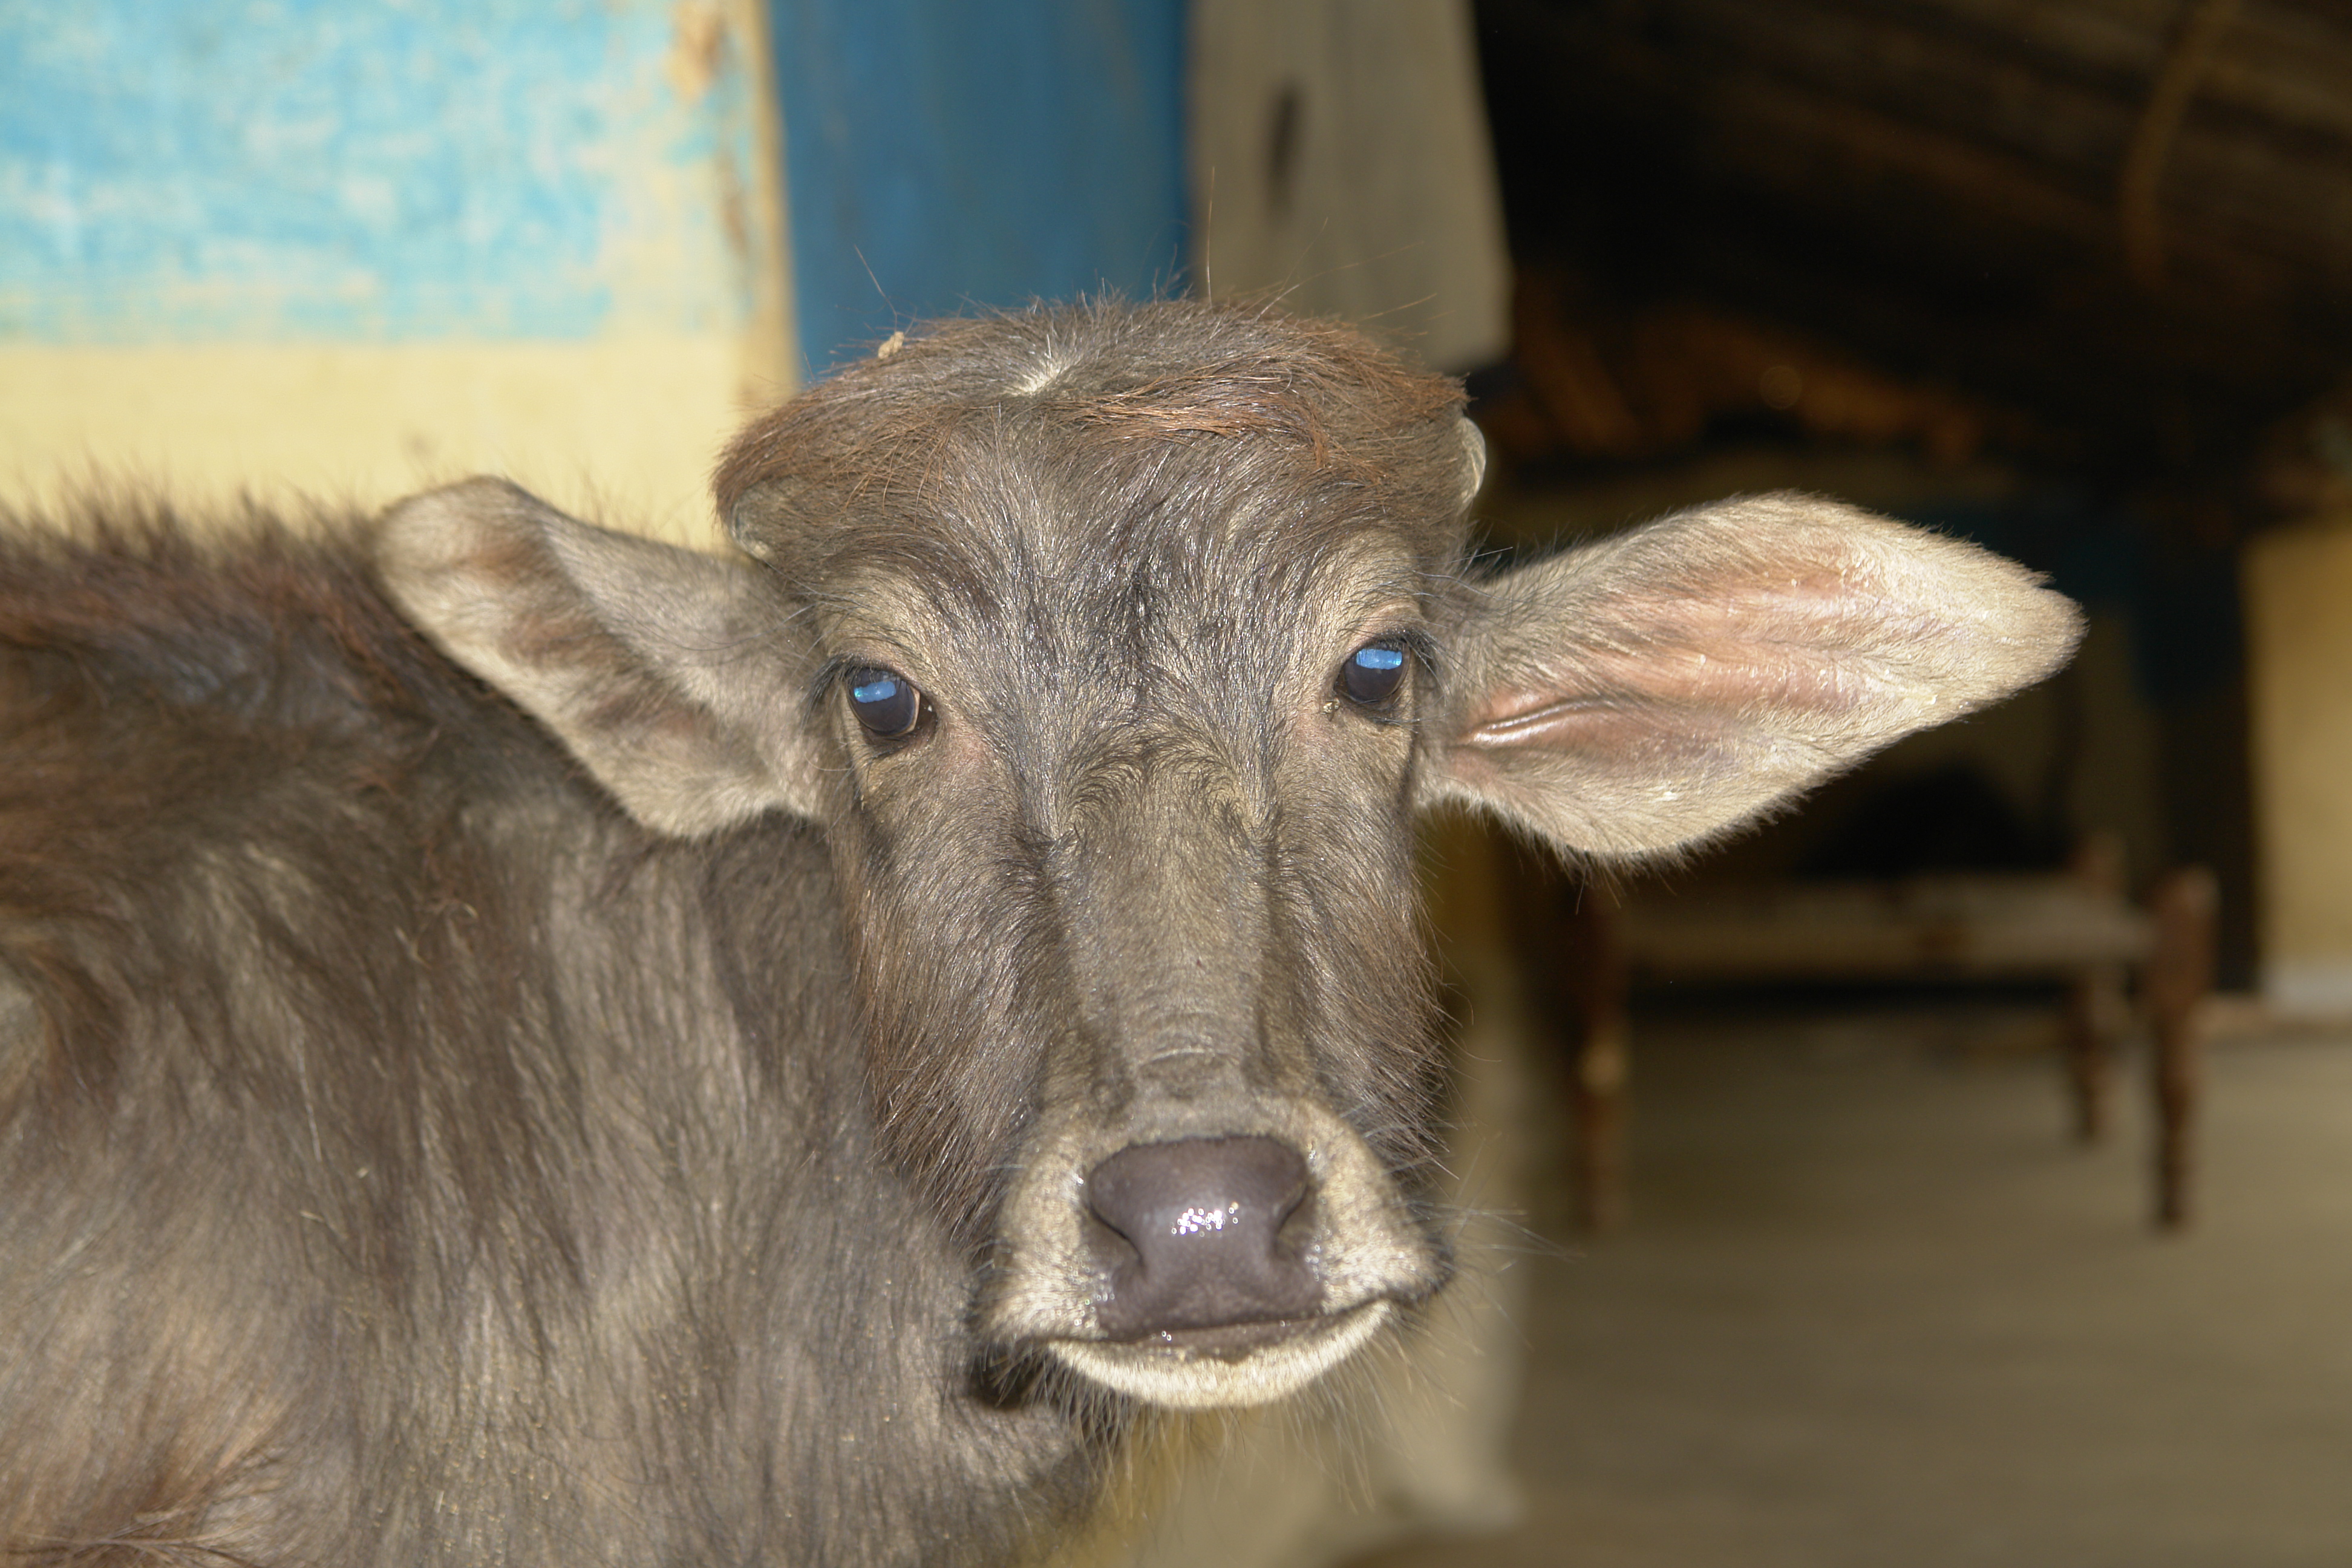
[2145,867,2219,1229]
[2063,834,2131,1143]
[2064,963,2129,1142]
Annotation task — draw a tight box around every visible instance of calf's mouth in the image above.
[1048,1299,1395,1410]
[979,1110,1448,1410]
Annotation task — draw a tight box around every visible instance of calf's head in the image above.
[377,300,2080,1411]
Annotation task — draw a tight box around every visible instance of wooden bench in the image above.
[1558,840,2218,1232]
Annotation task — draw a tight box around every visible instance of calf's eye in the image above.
[1340,643,1408,707]
[846,667,922,739]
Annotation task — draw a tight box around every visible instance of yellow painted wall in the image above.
[0,335,783,550]
[1,0,795,550]
[2244,515,2352,1010]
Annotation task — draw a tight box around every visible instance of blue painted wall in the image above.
[0,0,753,343]
[1,0,1189,363]
[773,0,1187,373]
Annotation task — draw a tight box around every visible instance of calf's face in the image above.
[762,430,1477,1408]
[379,302,2080,1412]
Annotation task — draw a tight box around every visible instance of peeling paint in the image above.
[0,0,763,344]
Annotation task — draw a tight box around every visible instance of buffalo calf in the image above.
[0,300,2080,1565]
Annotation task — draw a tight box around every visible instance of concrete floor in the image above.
[1348,1000,2352,1568]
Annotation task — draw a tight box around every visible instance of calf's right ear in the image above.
[1418,493,2083,861]
[376,479,826,838]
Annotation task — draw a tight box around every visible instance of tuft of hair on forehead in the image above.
[713,298,1474,563]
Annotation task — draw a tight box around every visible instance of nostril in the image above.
[1082,1135,1320,1340]
[1085,1135,1307,1253]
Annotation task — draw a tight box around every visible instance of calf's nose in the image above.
[1084,1135,1320,1339]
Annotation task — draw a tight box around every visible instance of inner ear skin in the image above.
[1418,495,2083,861]
[1461,578,1955,736]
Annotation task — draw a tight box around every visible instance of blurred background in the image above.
[6,2,2352,1564]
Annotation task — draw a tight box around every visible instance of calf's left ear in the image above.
[1419,493,2083,861]
[377,479,825,837]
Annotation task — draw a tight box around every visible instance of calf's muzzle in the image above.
[1084,1135,1319,1341]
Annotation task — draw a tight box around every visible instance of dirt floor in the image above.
[1345,998,2352,1568]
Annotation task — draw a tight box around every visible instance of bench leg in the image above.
[2063,962,2128,1142]
[2145,867,2218,1230]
